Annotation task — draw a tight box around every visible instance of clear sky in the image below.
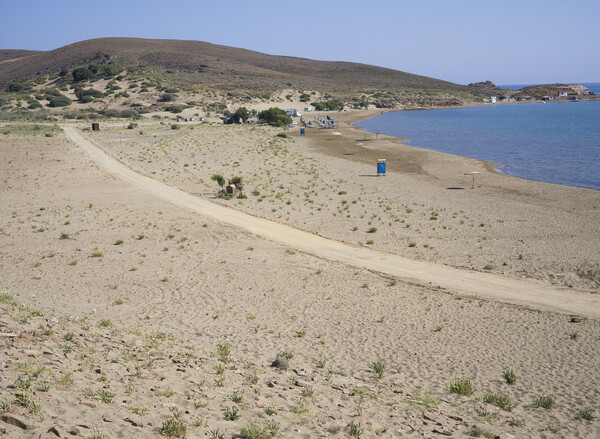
[1,0,598,85]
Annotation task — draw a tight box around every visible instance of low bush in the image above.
[258,108,292,127]
[159,93,176,102]
[27,99,43,109]
[47,95,71,107]
[7,83,29,92]
[534,395,554,410]
[72,67,93,82]
[312,99,344,111]
[448,378,474,396]
[482,393,513,411]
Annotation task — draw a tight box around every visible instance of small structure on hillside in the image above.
[489,96,497,103]
[92,123,100,131]
[558,91,568,97]
[226,184,240,198]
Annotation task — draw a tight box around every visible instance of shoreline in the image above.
[329,105,598,191]
[289,109,599,290]
[301,107,599,198]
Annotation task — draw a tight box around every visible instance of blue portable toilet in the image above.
[300,128,305,136]
[377,159,386,176]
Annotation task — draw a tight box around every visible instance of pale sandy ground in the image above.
[90,112,599,291]
[62,126,600,318]
[0,121,598,438]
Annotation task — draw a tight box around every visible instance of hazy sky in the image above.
[2,0,598,85]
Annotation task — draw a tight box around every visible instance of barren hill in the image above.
[0,49,42,64]
[0,37,475,95]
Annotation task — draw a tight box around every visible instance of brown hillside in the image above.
[0,37,475,94]
[0,49,41,63]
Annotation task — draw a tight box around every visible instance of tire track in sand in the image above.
[63,126,600,319]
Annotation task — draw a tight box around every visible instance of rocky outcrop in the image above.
[512,83,594,97]
[467,80,499,90]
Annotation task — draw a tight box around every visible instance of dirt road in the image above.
[64,126,600,318]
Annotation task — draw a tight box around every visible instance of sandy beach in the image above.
[0,115,598,438]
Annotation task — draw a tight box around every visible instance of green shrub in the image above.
[28,100,42,109]
[161,417,187,438]
[160,93,176,102]
[230,176,243,190]
[534,395,554,410]
[44,88,62,98]
[577,406,595,421]
[72,67,93,82]
[371,360,386,379]
[482,393,512,411]
[47,95,71,107]
[239,422,269,439]
[82,88,104,98]
[101,65,116,77]
[165,105,186,113]
[448,378,474,396]
[503,369,517,385]
[258,107,292,127]
[232,107,250,123]
[7,83,28,92]
[313,99,344,111]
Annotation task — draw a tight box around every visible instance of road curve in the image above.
[64,126,600,319]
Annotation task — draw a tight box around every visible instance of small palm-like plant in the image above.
[503,369,517,385]
[223,405,240,421]
[211,174,226,191]
[348,420,363,437]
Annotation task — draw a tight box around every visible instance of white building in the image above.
[489,96,497,103]
[558,91,568,97]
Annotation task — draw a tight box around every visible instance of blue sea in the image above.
[356,84,600,190]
